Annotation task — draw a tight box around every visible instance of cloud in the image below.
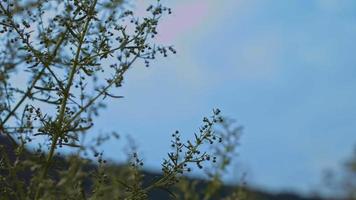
[156,0,211,43]
[155,0,248,43]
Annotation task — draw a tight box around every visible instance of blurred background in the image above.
[84,0,356,197]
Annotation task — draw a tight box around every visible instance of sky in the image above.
[86,0,356,196]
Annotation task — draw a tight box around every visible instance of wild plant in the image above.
[0,0,244,199]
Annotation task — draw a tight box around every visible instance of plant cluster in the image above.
[0,0,245,199]
[323,146,356,200]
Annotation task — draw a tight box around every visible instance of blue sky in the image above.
[87,0,356,195]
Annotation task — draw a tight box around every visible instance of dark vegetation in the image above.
[0,135,324,200]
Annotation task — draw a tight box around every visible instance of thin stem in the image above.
[65,15,155,127]
[66,55,139,127]
[0,2,69,145]
[0,67,45,146]
[34,1,98,199]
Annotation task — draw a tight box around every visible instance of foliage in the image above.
[323,146,356,200]
[0,0,244,199]
[174,118,249,200]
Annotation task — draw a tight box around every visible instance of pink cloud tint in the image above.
[156,1,211,43]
